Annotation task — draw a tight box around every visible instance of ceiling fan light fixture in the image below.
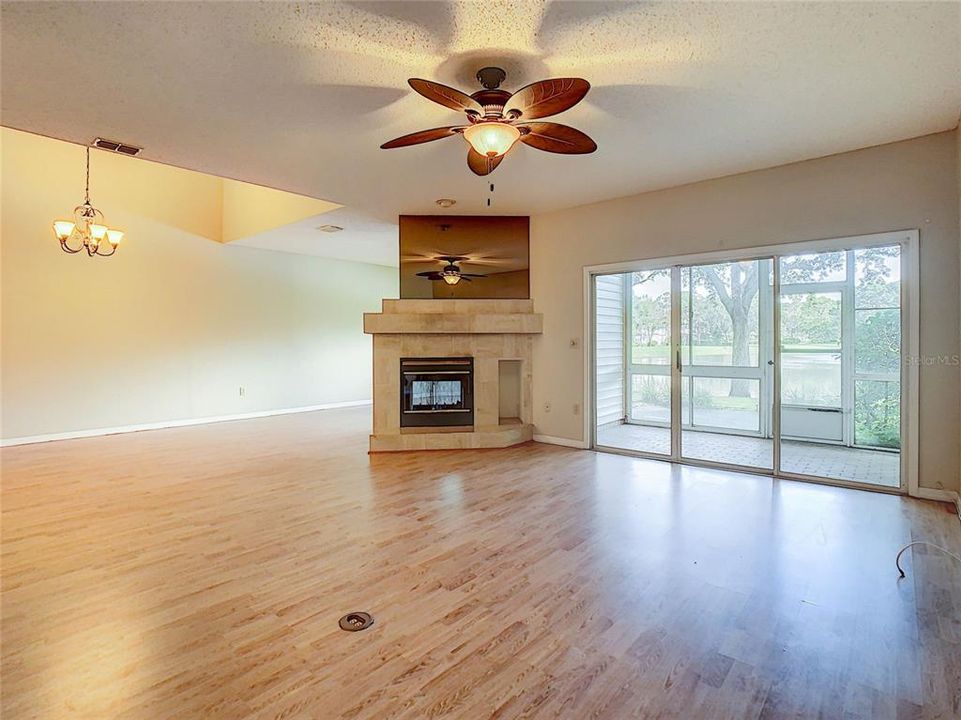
[463,122,520,158]
[441,268,462,285]
[382,71,594,175]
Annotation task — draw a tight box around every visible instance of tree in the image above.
[690,247,897,398]
[632,296,665,346]
[630,271,671,354]
[780,294,840,346]
[696,263,758,396]
[632,247,901,416]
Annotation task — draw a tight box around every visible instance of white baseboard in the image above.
[913,487,961,522]
[533,434,589,449]
[0,399,372,448]
[914,487,957,502]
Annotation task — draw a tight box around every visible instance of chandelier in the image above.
[52,146,124,257]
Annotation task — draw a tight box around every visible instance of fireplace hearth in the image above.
[400,357,473,428]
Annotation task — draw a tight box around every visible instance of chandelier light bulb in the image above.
[106,229,124,246]
[53,220,75,241]
[89,224,108,241]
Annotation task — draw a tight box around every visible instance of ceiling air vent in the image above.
[92,137,143,156]
[317,224,344,233]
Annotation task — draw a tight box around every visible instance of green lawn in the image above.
[705,396,758,410]
[632,344,749,362]
[632,345,673,360]
[632,343,837,360]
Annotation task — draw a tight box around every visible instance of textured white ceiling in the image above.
[3,1,960,261]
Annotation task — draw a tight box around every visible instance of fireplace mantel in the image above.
[363,299,542,335]
[364,299,543,452]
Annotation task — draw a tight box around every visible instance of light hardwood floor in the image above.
[2,406,959,719]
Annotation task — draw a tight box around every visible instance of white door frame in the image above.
[583,229,920,497]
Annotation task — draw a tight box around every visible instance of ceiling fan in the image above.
[415,256,487,285]
[381,66,596,176]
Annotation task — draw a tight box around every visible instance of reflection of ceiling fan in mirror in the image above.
[381,67,596,176]
[415,256,488,285]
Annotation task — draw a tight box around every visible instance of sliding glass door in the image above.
[679,258,774,470]
[591,233,911,492]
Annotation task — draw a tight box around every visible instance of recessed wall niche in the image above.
[498,359,522,423]
[399,215,530,299]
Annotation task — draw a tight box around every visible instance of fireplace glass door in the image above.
[400,358,474,427]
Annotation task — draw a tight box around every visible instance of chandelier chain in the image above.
[85,146,91,204]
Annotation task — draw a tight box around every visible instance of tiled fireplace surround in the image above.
[363,299,543,451]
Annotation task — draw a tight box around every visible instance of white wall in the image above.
[0,128,396,442]
[531,130,961,493]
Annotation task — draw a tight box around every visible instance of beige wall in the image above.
[0,128,396,441]
[220,178,339,243]
[531,130,961,493]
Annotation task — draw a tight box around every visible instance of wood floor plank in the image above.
[2,406,959,719]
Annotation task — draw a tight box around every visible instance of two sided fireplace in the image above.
[400,357,473,428]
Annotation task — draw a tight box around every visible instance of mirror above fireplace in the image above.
[399,216,529,300]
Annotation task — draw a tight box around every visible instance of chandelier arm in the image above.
[74,203,104,224]
[94,242,118,257]
[58,238,85,254]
